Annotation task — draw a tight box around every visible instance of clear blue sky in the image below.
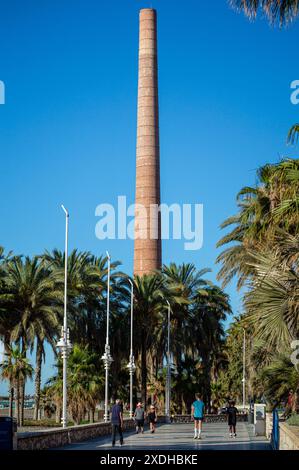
[0,0,298,394]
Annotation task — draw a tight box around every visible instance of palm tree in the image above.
[0,247,16,352]
[244,234,299,348]
[260,354,299,410]
[4,256,61,424]
[229,0,299,26]
[47,344,103,425]
[217,159,299,289]
[0,346,33,425]
[33,322,59,420]
[162,263,210,412]
[42,250,123,351]
[132,274,165,405]
[190,285,231,410]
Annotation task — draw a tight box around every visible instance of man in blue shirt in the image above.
[191,393,205,439]
[111,399,124,446]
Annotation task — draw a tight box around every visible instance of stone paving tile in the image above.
[58,422,272,451]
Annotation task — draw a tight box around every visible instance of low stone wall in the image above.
[17,418,136,450]
[171,414,248,423]
[279,422,299,450]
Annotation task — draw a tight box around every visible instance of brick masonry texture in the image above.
[134,9,162,276]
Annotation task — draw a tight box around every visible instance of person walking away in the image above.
[111,399,124,446]
[148,405,157,433]
[134,402,145,434]
[227,400,238,438]
[191,393,205,439]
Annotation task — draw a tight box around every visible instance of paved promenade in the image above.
[58,421,271,451]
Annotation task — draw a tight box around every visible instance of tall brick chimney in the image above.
[134,8,162,276]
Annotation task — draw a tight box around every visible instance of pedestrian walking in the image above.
[134,402,145,434]
[191,393,205,439]
[111,399,124,447]
[227,400,238,438]
[148,405,157,433]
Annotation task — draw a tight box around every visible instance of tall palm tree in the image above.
[190,285,231,410]
[244,234,299,348]
[162,263,210,412]
[0,247,16,352]
[229,0,299,26]
[42,250,123,351]
[132,274,165,405]
[4,256,61,424]
[217,159,299,288]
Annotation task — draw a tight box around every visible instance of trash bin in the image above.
[0,416,17,450]
[254,404,266,436]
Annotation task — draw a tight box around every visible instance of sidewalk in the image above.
[58,421,272,451]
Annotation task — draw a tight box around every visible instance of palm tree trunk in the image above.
[9,386,14,418]
[89,408,95,423]
[15,379,20,426]
[202,353,212,413]
[3,333,14,417]
[20,339,27,426]
[175,318,183,414]
[34,339,43,420]
[55,402,61,424]
[20,379,25,426]
[141,341,147,406]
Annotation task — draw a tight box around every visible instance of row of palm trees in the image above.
[0,248,231,425]
[216,157,299,410]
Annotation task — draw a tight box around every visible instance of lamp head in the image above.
[61,204,69,217]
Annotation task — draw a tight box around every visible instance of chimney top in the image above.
[139,8,157,17]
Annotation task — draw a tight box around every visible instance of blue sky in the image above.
[0,0,298,394]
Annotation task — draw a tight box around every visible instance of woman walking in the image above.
[148,405,157,433]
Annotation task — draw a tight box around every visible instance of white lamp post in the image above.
[101,251,113,422]
[242,328,246,411]
[56,204,72,428]
[165,300,171,422]
[127,279,136,419]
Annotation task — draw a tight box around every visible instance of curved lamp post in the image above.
[56,204,72,428]
[242,327,246,411]
[165,300,171,422]
[127,279,136,418]
[101,251,113,422]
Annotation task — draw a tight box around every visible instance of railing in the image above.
[170,414,248,423]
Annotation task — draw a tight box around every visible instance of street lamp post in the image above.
[242,328,246,411]
[56,205,72,429]
[127,279,136,419]
[165,300,171,422]
[102,251,113,423]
